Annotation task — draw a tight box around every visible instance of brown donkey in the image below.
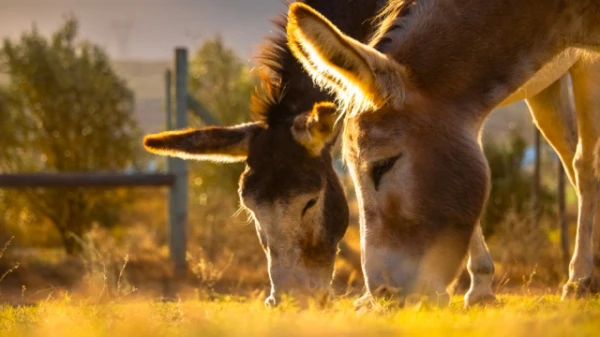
[287,0,600,306]
[143,0,387,308]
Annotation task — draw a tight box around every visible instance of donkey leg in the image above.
[525,74,578,185]
[466,75,578,307]
[464,224,496,307]
[562,60,600,299]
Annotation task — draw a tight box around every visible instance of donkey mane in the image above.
[369,0,420,50]
[250,14,290,125]
[251,9,330,127]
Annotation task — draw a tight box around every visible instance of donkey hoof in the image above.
[353,293,374,312]
[561,279,592,300]
[264,295,279,308]
[464,291,497,308]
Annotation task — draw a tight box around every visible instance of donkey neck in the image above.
[378,0,572,115]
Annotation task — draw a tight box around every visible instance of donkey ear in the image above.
[287,3,407,116]
[143,122,263,163]
[291,102,339,156]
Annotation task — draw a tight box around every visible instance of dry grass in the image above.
[1,183,594,337]
[1,191,598,337]
[1,295,599,337]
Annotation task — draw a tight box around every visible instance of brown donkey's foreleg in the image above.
[525,73,586,297]
[562,59,600,298]
[464,224,496,307]
[525,74,578,185]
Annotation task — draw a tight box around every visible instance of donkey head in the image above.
[286,3,490,302]
[143,102,349,307]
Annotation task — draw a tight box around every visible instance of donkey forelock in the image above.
[251,9,333,128]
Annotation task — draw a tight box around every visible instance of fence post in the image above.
[169,48,189,278]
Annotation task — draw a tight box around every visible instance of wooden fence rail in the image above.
[0,173,174,188]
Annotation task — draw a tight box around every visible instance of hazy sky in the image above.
[0,0,287,60]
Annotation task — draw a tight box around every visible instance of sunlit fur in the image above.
[143,123,261,163]
[287,3,403,119]
[287,1,419,120]
[368,0,427,49]
[291,102,339,156]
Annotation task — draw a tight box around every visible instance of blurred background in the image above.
[0,0,578,303]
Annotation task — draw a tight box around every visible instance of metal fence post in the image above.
[169,48,189,278]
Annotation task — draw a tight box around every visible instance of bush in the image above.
[0,16,143,254]
[481,131,556,237]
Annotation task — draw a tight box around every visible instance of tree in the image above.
[0,87,16,160]
[189,35,255,127]
[0,16,143,254]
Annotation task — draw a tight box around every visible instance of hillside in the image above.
[112,60,170,133]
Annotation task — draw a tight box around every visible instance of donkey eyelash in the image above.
[302,198,319,217]
[371,154,402,191]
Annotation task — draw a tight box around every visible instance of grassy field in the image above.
[1,295,599,337]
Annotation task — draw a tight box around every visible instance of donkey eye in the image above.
[302,198,318,217]
[371,154,402,191]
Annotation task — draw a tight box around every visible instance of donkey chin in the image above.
[264,262,334,308]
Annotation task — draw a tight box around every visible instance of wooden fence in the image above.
[0,47,221,278]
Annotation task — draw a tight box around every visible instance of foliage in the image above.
[0,15,143,254]
[481,131,556,237]
[189,34,256,127]
[0,88,20,160]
